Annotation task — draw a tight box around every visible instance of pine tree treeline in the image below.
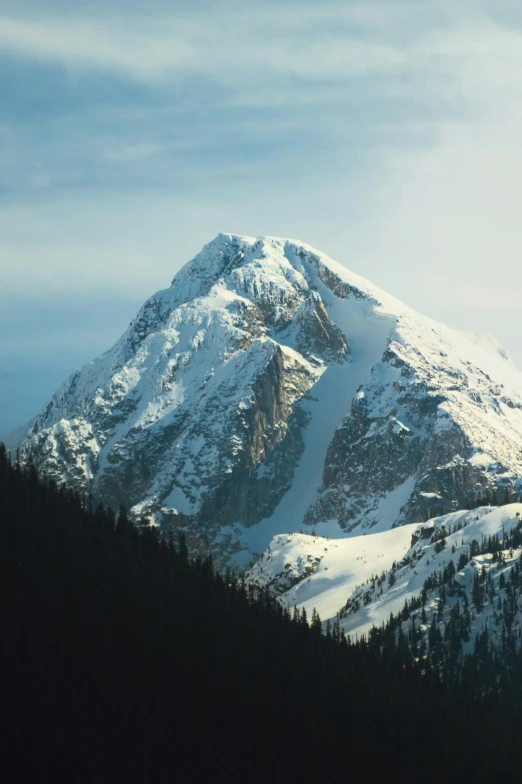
[357,515,522,695]
[1,444,522,781]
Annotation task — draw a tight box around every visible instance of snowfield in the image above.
[245,523,420,621]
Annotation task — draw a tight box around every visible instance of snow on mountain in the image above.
[339,503,522,641]
[244,523,420,622]
[15,233,522,567]
[306,302,522,535]
[246,504,522,666]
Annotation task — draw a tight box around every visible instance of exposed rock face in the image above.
[15,233,522,566]
[17,236,351,562]
[306,323,522,532]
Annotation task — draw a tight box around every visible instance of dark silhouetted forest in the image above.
[1,444,521,782]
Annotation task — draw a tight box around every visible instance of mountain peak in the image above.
[167,232,392,319]
[16,234,522,568]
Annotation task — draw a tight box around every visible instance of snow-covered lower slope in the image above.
[15,233,522,566]
[341,503,522,641]
[244,523,420,621]
[247,504,522,669]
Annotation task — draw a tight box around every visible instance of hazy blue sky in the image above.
[1,0,522,435]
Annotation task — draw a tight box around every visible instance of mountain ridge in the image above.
[15,233,522,566]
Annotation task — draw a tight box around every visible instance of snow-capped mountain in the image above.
[246,504,522,678]
[15,233,522,566]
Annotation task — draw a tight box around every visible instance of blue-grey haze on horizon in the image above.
[1,0,522,436]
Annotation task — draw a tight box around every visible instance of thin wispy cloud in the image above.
[0,16,193,83]
[0,3,478,91]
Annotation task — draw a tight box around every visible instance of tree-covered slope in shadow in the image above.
[1,443,521,782]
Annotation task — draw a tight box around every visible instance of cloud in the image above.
[352,12,522,320]
[2,0,522,434]
[0,7,417,88]
[0,17,193,83]
[3,4,522,309]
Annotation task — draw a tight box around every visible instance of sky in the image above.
[1,0,522,435]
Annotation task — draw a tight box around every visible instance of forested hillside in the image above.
[341,506,522,693]
[2,444,521,782]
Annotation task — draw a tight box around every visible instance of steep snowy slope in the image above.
[16,233,522,566]
[306,315,522,533]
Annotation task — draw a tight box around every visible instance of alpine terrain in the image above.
[246,503,522,687]
[15,233,522,568]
